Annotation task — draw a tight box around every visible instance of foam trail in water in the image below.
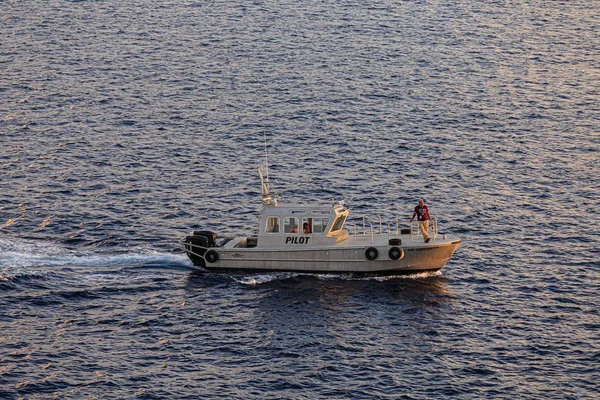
[371,270,443,281]
[0,238,191,270]
[233,272,301,285]
[232,270,443,285]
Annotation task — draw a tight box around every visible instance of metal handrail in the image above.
[341,213,445,245]
[180,237,209,260]
[348,215,440,242]
[362,215,382,236]
[409,217,438,242]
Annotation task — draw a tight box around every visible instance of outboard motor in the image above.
[193,231,217,247]
[184,231,218,267]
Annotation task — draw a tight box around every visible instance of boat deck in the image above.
[222,232,459,250]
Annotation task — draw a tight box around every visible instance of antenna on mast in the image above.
[263,131,269,181]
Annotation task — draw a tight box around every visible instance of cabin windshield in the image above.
[330,215,347,233]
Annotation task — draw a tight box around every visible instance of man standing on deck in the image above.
[410,199,432,243]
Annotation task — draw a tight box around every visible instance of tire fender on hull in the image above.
[205,249,219,263]
[365,247,378,260]
[388,246,404,260]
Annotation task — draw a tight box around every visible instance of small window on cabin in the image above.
[302,217,312,234]
[312,218,330,234]
[330,215,347,232]
[266,217,280,233]
[284,217,299,233]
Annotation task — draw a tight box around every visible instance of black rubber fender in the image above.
[205,249,219,263]
[365,247,378,261]
[388,246,404,260]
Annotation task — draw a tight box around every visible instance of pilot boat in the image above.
[181,166,461,274]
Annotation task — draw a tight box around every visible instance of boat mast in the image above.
[258,132,276,205]
[257,165,274,205]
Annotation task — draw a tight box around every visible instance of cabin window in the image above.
[330,215,347,232]
[302,218,312,234]
[266,217,280,233]
[284,217,299,233]
[311,218,330,234]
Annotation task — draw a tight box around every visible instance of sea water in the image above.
[1,1,599,398]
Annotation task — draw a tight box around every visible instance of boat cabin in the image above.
[257,202,350,248]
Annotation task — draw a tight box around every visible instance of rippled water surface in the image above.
[1,0,599,398]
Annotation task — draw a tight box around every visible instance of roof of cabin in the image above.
[260,202,347,216]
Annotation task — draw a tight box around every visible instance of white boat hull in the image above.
[185,235,461,274]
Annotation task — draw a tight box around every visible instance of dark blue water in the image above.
[1,1,599,398]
